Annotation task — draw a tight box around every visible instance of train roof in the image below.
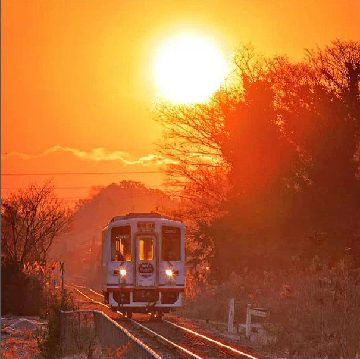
[110,213,173,222]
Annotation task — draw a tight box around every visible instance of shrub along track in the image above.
[66,283,259,359]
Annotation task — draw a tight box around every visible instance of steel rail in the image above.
[66,284,110,309]
[89,288,104,297]
[69,284,203,359]
[163,320,258,359]
[129,319,201,359]
[69,284,258,359]
[60,309,162,359]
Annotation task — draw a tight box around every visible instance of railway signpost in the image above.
[246,304,268,339]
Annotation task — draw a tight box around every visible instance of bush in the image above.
[1,261,49,317]
[37,290,76,359]
[265,258,360,358]
[182,257,360,358]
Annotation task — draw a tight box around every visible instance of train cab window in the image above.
[139,238,153,261]
[111,226,131,261]
[162,226,181,261]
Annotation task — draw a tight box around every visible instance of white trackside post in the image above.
[60,262,65,295]
[246,303,252,339]
[228,298,234,332]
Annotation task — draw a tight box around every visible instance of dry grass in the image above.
[181,257,360,358]
[1,330,41,359]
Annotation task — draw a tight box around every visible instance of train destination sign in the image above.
[137,222,155,231]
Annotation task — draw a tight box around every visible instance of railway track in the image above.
[66,283,258,359]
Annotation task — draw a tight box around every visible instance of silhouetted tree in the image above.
[1,181,73,266]
[155,44,271,215]
[307,40,360,119]
[207,79,305,278]
[156,41,360,280]
[267,42,360,253]
[1,182,73,316]
[155,99,231,217]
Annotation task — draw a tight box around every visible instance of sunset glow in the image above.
[2,2,360,357]
[155,35,227,103]
[1,0,359,201]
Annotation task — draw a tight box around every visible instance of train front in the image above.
[103,214,185,318]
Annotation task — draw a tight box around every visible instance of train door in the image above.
[135,235,157,287]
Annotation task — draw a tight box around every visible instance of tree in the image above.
[307,39,360,117]
[269,41,360,243]
[155,99,231,214]
[156,41,360,281]
[1,181,73,266]
[213,43,360,276]
[221,79,302,194]
[154,44,267,215]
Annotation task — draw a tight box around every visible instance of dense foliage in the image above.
[156,40,360,281]
[1,261,47,316]
[37,291,76,359]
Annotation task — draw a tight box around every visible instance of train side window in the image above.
[111,226,131,261]
[139,237,153,261]
[162,226,181,261]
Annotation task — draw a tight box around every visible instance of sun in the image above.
[154,35,227,104]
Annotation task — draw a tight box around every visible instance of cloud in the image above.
[135,154,178,165]
[1,146,177,166]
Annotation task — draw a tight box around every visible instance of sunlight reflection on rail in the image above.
[66,283,257,359]
[66,284,202,358]
[65,284,110,308]
[164,320,258,359]
[90,288,104,297]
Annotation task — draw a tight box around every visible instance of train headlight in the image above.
[120,269,127,276]
[165,269,173,276]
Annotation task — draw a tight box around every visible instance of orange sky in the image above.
[2,0,360,203]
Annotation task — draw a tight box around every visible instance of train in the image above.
[101,213,185,318]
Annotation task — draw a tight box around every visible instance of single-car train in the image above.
[101,213,185,318]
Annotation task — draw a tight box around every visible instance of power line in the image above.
[1,148,155,155]
[1,185,163,190]
[1,171,161,176]
[59,198,94,201]
[1,185,91,190]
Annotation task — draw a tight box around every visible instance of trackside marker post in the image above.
[246,304,268,339]
[246,304,252,339]
[60,261,65,294]
[228,298,235,332]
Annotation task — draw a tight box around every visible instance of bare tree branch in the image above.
[1,181,73,265]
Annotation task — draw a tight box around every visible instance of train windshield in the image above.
[162,226,181,261]
[111,226,131,261]
[139,237,154,261]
